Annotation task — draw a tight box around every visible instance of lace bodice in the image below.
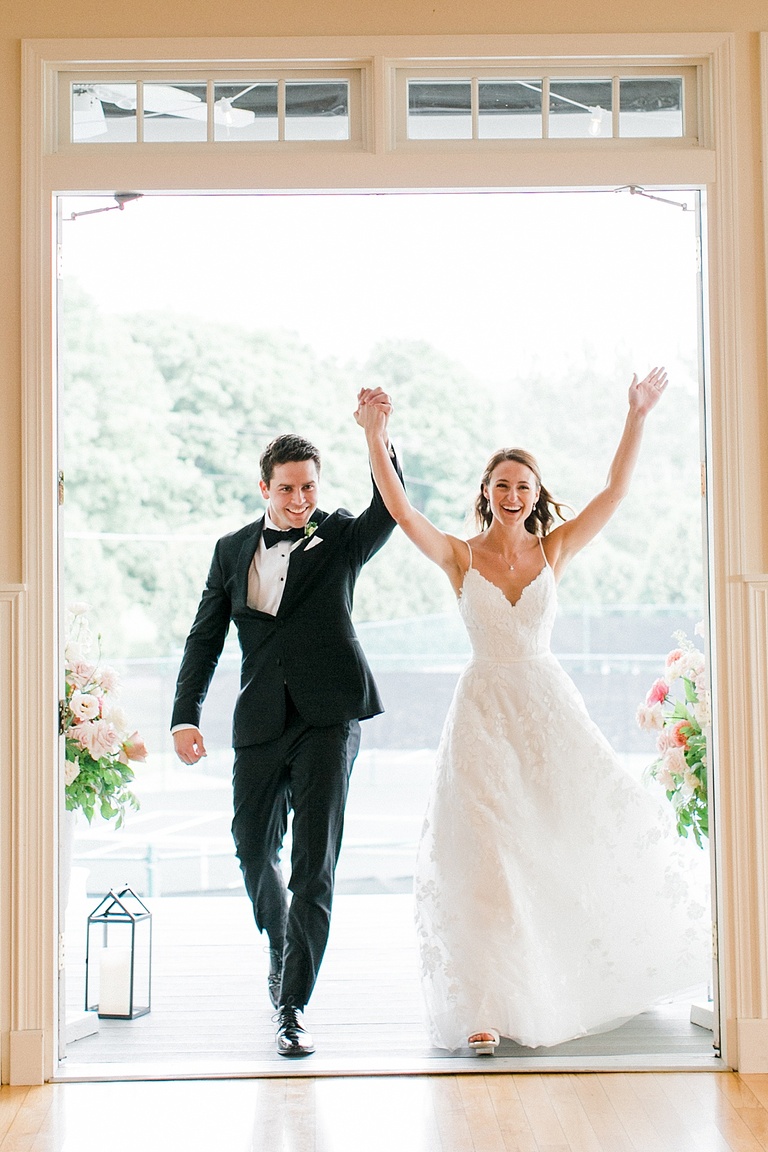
[458,563,556,662]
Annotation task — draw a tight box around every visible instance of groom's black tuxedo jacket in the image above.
[171,463,401,747]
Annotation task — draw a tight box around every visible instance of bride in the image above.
[356,370,709,1054]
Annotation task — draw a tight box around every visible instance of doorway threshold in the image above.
[61,894,719,1080]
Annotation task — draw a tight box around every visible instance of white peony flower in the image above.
[64,759,81,786]
[693,698,711,727]
[655,764,675,790]
[636,702,665,731]
[68,601,91,617]
[94,665,120,694]
[65,642,84,665]
[70,690,100,721]
[102,704,128,739]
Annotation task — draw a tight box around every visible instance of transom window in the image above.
[59,61,699,150]
[400,67,695,143]
[64,72,359,146]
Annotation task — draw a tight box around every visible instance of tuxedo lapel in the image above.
[234,517,264,610]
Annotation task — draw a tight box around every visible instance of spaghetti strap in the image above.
[465,540,473,570]
[538,538,550,570]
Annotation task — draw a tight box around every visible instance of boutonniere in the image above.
[304,521,318,539]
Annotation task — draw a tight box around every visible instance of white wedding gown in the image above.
[414,552,710,1051]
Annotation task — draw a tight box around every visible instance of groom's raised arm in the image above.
[346,393,404,566]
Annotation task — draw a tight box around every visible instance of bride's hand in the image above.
[628,366,668,416]
[354,387,393,431]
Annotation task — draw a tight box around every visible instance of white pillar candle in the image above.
[98,947,132,1015]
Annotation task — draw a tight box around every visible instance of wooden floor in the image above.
[60,895,718,1078]
[3,1072,768,1151]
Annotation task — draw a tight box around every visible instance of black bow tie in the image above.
[263,526,307,549]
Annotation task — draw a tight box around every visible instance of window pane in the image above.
[478,80,542,139]
[213,83,278,141]
[549,79,612,139]
[143,83,208,143]
[407,81,472,140]
[620,78,683,138]
[72,83,137,143]
[284,81,349,141]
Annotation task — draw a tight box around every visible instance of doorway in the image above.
[55,188,717,1075]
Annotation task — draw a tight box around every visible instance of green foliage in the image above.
[61,281,705,659]
[65,741,139,827]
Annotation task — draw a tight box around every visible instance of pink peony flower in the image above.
[119,731,148,763]
[646,678,669,706]
[67,659,97,690]
[663,746,687,777]
[75,719,119,760]
[656,729,676,753]
[94,665,120,694]
[665,648,684,668]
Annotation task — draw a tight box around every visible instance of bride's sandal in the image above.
[468,1030,500,1055]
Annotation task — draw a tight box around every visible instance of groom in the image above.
[171,397,400,1057]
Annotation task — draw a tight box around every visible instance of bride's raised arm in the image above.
[355,388,468,592]
[545,367,668,578]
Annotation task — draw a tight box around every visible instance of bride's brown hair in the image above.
[474,448,570,536]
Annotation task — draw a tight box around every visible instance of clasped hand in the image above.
[354,386,393,435]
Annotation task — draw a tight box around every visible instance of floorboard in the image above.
[59,894,720,1078]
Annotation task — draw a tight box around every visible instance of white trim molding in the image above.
[18,30,768,1077]
[0,585,47,1086]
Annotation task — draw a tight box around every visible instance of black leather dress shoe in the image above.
[275,1005,315,1057]
[267,949,283,1010]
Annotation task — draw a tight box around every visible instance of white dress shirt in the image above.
[246,512,307,615]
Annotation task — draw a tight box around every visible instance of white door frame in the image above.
[6,30,766,1082]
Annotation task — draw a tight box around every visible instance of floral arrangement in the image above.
[636,627,710,847]
[63,604,146,826]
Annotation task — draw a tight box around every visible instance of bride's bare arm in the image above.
[546,367,667,577]
[355,389,468,590]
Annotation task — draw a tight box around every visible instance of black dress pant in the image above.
[231,693,360,1009]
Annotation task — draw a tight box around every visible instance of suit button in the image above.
[276,658,282,666]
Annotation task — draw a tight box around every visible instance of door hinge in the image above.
[58,933,66,971]
[701,462,706,500]
[712,921,718,961]
[58,470,65,506]
[59,699,68,736]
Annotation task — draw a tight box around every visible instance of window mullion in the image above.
[542,76,550,139]
[612,75,620,137]
[277,77,286,142]
[136,80,144,144]
[471,76,479,140]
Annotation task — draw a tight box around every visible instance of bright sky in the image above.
[60,189,700,387]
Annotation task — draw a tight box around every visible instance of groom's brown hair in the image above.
[260,433,322,485]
